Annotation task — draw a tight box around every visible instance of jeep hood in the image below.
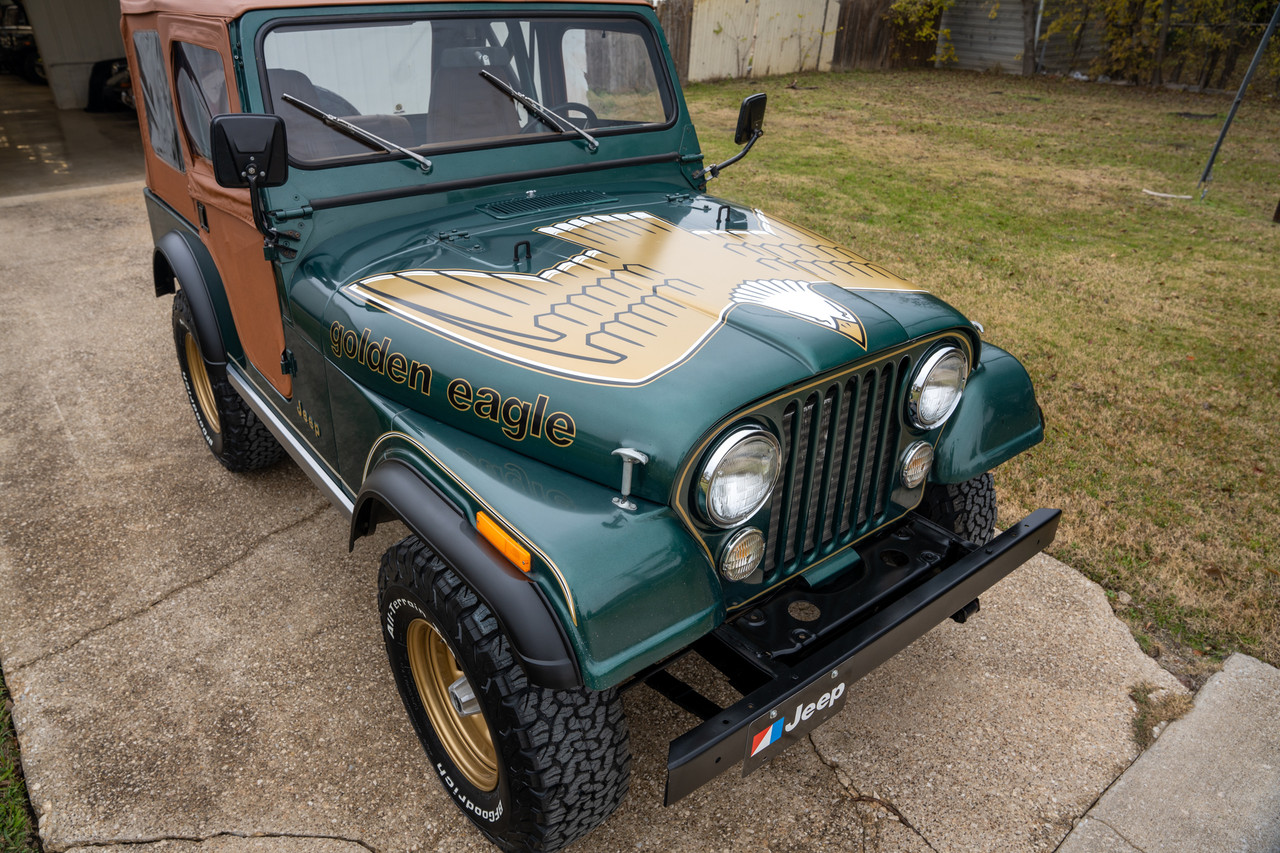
[303,192,977,503]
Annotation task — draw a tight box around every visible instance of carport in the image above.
[4,0,126,109]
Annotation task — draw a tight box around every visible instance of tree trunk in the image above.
[1216,25,1243,89]
[1153,0,1172,85]
[1022,0,1038,74]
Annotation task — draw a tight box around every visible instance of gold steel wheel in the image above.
[406,618,499,791]
[183,332,221,434]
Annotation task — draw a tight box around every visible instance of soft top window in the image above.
[132,30,184,173]
[261,15,673,164]
[173,42,229,162]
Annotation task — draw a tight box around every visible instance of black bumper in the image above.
[662,507,1061,805]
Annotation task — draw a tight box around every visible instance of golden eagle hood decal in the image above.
[345,211,923,385]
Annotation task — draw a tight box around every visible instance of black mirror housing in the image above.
[733,93,767,145]
[210,114,288,189]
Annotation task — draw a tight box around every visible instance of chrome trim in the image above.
[720,527,765,581]
[226,365,355,517]
[611,447,649,511]
[448,675,483,717]
[900,441,934,489]
[907,345,968,430]
[697,427,782,528]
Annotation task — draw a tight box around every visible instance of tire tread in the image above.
[921,472,997,545]
[378,536,629,853]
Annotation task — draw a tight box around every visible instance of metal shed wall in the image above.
[24,0,125,109]
[938,0,1102,75]
[938,0,1025,73]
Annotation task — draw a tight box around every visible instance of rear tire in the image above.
[379,535,630,852]
[921,472,997,545]
[172,289,283,472]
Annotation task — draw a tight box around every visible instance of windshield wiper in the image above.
[281,92,433,174]
[478,70,598,153]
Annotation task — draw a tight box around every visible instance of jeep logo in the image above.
[784,681,846,732]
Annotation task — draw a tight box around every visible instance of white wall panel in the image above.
[753,0,836,76]
[25,0,125,109]
[686,0,838,82]
[688,0,759,81]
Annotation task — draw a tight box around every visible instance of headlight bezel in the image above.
[907,344,969,430]
[696,426,782,529]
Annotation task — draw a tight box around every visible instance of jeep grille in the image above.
[763,357,908,574]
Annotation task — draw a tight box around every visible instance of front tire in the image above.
[172,289,283,472]
[921,471,997,545]
[378,535,630,853]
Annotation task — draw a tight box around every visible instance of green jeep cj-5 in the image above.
[120,0,1060,849]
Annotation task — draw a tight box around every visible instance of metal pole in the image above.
[1033,0,1047,72]
[1197,0,1280,199]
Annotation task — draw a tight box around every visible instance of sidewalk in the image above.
[1060,653,1280,853]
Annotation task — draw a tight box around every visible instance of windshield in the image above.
[261,15,674,164]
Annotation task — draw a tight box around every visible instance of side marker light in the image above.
[477,511,532,573]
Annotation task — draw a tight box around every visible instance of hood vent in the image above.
[478,191,617,220]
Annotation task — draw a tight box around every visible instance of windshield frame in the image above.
[253,9,680,170]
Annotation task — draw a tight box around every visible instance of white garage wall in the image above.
[24,0,125,109]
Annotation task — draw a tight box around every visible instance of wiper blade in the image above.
[281,92,433,174]
[479,70,598,153]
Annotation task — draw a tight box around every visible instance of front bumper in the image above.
[661,507,1061,805]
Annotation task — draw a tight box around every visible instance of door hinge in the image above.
[280,348,297,376]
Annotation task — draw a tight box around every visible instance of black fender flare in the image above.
[351,459,582,690]
[153,230,231,365]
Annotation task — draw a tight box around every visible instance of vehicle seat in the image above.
[427,47,520,144]
[267,68,417,160]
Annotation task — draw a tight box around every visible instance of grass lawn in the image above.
[1,666,37,853]
[686,68,1280,680]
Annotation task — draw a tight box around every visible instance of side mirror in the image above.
[696,93,767,183]
[733,93,767,146]
[210,114,288,189]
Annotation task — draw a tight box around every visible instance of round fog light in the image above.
[901,441,934,489]
[720,527,765,581]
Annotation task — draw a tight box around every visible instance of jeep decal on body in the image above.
[346,211,924,385]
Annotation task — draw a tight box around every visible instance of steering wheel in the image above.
[522,102,598,133]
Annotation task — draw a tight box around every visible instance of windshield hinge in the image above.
[272,205,314,221]
[280,348,298,376]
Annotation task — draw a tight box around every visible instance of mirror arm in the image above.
[245,172,284,252]
[693,129,763,182]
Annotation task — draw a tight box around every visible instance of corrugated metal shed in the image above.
[938,0,1025,73]
[938,0,1101,75]
[23,0,125,109]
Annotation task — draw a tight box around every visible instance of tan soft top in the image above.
[120,0,651,17]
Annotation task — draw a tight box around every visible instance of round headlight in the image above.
[720,527,765,581]
[908,345,969,429]
[698,428,781,528]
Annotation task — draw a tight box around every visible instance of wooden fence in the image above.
[656,0,920,83]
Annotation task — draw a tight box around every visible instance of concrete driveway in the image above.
[0,181,1189,853]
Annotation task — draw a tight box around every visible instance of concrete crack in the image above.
[1090,818,1150,853]
[12,503,331,673]
[57,831,377,853]
[807,734,941,853]
[1050,727,1160,852]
